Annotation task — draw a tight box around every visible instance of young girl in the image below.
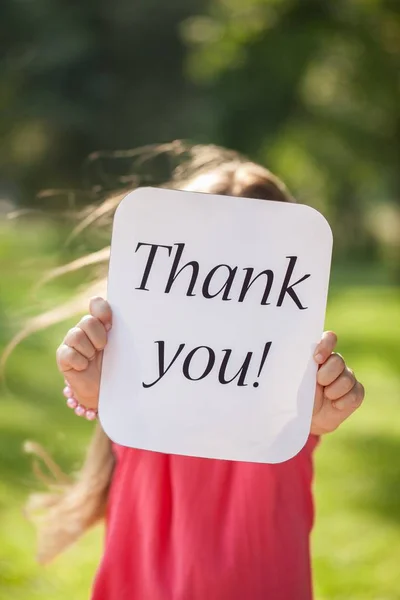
[32,144,364,599]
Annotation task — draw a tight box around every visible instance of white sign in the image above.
[99,187,332,463]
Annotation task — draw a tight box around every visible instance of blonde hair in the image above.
[21,142,293,564]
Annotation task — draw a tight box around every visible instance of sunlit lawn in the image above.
[1,222,399,599]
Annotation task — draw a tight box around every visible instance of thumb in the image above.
[89,297,112,332]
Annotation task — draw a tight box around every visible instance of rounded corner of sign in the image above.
[112,191,132,222]
[113,187,156,220]
[268,426,311,464]
[131,185,158,197]
[296,204,333,246]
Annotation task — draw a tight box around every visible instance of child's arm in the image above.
[56,297,365,435]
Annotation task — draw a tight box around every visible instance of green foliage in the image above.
[184,0,400,265]
[0,0,399,267]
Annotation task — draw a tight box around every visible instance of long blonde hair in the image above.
[22,142,293,564]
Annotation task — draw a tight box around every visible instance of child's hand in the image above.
[56,297,112,409]
[311,331,365,435]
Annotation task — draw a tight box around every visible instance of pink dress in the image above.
[91,435,319,600]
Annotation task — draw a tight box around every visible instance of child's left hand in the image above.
[311,331,365,435]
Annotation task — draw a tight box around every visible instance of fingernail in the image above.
[314,353,323,363]
[105,323,112,332]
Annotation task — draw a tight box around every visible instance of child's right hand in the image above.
[56,297,112,409]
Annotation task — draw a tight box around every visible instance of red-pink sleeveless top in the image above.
[91,435,319,600]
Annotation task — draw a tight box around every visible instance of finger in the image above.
[333,381,365,411]
[64,327,96,361]
[77,315,107,350]
[314,331,338,365]
[323,367,356,401]
[311,380,365,435]
[317,353,346,387]
[56,345,89,373]
[89,297,112,331]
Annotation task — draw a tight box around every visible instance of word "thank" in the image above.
[134,242,311,310]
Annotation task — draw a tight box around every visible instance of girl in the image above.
[31,144,364,600]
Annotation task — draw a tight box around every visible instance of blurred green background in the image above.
[0,0,399,599]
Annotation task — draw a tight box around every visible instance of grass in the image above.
[0,220,399,599]
[313,286,400,600]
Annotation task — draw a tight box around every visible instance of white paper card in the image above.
[99,187,332,463]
